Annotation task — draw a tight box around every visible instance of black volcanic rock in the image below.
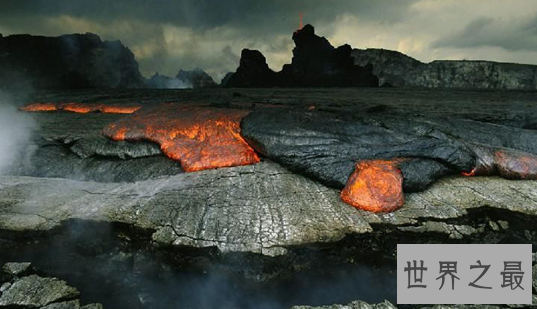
[224,49,277,87]
[241,110,474,191]
[220,72,234,87]
[280,25,379,87]
[176,68,218,88]
[241,109,537,193]
[0,33,145,89]
[225,25,379,88]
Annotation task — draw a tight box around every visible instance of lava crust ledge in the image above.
[1,161,537,256]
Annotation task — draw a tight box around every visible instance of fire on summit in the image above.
[1,1,537,309]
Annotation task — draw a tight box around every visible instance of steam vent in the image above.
[3,6,537,308]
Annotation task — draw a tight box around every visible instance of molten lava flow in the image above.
[20,102,141,114]
[461,169,476,177]
[341,159,404,213]
[19,103,58,112]
[103,104,260,172]
[62,103,94,113]
[100,105,141,114]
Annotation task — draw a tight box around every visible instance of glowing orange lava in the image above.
[100,105,141,114]
[19,103,57,112]
[341,159,404,213]
[103,104,260,172]
[20,102,141,114]
[461,168,476,177]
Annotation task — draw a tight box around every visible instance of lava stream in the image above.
[103,104,260,172]
[341,159,404,213]
[20,102,141,114]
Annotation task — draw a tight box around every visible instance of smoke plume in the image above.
[0,90,35,175]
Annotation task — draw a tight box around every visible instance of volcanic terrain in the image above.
[2,88,537,308]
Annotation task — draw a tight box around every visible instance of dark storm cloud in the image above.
[432,14,537,51]
[0,0,416,32]
[0,0,420,80]
[4,1,535,80]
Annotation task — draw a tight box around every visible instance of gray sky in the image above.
[1,0,536,82]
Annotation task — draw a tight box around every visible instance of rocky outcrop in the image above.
[351,49,424,87]
[280,25,379,87]
[352,48,537,89]
[225,25,379,88]
[176,68,218,88]
[0,33,145,89]
[423,60,537,89]
[0,262,104,309]
[224,49,278,87]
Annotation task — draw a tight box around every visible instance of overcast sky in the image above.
[1,0,536,82]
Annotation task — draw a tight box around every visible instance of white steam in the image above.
[0,91,35,175]
[165,78,193,89]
